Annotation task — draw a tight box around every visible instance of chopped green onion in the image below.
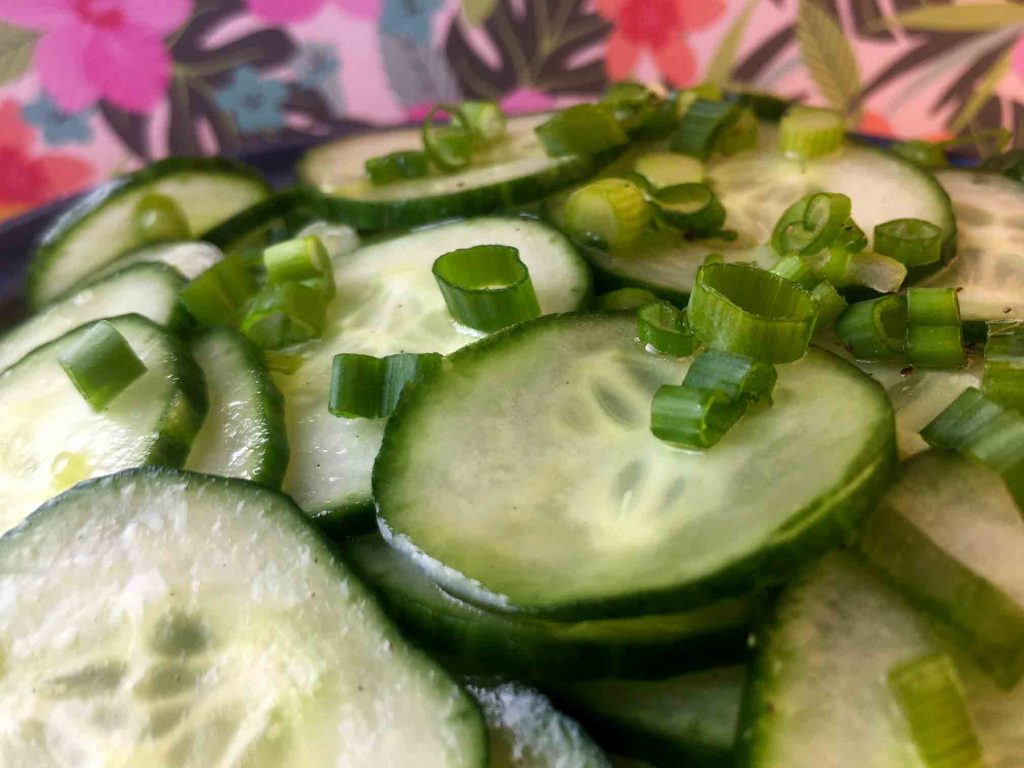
[770,254,816,288]
[714,106,759,155]
[535,104,628,158]
[683,348,777,404]
[687,263,818,363]
[58,321,147,412]
[422,105,474,172]
[813,245,908,293]
[263,236,334,299]
[632,153,704,189]
[874,219,943,267]
[240,281,328,349]
[649,183,726,235]
[810,281,848,331]
[983,320,1024,413]
[771,193,852,255]
[669,99,741,160]
[778,105,846,160]
[888,653,986,768]
[564,178,651,250]
[838,218,868,253]
[596,287,660,311]
[907,287,965,369]
[600,82,660,132]
[329,352,442,419]
[432,245,541,333]
[891,140,949,170]
[179,256,259,328]
[459,101,506,143]
[365,150,430,185]
[835,295,907,361]
[650,384,745,449]
[133,192,191,243]
[637,301,697,357]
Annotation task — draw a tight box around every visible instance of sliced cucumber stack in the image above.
[301,115,595,229]
[277,216,590,529]
[90,240,224,282]
[29,157,270,306]
[0,314,207,536]
[0,263,187,373]
[185,329,288,488]
[342,535,752,681]
[0,468,486,767]
[375,313,896,619]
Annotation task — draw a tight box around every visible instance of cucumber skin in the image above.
[201,189,317,252]
[28,157,271,308]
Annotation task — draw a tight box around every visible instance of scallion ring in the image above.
[422,104,474,172]
[637,301,697,357]
[432,245,541,333]
[835,295,907,361]
[329,352,442,420]
[874,218,943,267]
[983,320,1024,413]
[58,320,148,412]
[906,287,965,369]
[771,193,852,255]
[650,183,726,235]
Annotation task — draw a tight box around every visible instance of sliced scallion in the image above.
[535,104,628,158]
[813,245,908,293]
[809,280,848,331]
[907,287,965,369]
[983,320,1024,413]
[596,287,660,311]
[778,105,846,160]
[650,183,726,235]
[600,81,659,132]
[240,281,328,349]
[650,384,745,449]
[179,256,259,328]
[835,294,907,361]
[58,321,147,412]
[263,235,334,298]
[683,348,777,404]
[365,150,430,185]
[422,105,474,172]
[459,101,506,143]
[874,219,943,267]
[564,178,651,250]
[637,301,697,357]
[632,152,704,189]
[771,193,852,256]
[133,192,191,243]
[329,352,442,419]
[432,245,540,333]
[669,99,741,160]
[714,106,759,155]
[770,254,815,288]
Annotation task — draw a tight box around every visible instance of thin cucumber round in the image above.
[277,216,590,530]
[185,329,288,488]
[90,240,224,282]
[29,157,270,306]
[0,314,207,537]
[0,263,188,373]
[555,665,745,768]
[341,535,753,682]
[375,312,896,620]
[0,468,487,768]
[301,115,596,229]
[925,170,1024,321]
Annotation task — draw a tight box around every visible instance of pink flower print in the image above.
[0,0,192,114]
[1013,36,1024,83]
[500,88,555,115]
[247,0,381,24]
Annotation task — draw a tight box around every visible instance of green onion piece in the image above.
[813,245,908,293]
[770,254,816,289]
[888,653,986,768]
[810,280,848,331]
[432,245,541,333]
[422,104,474,171]
[535,104,628,158]
[633,152,704,189]
[771,193,852,255]
[778,105,846,160]
[58,320,147,412]
[650,183,726,236]
[687,263,818,363]
[714,106,759,156]
[835,295,907,361]
[874,219,943,267]
[179,256,259,328]
[133,192,191,243]
[650,384,746,449]
[596,288,660,311]
[907,287,965,369]
[564,178,651,250]
[459,101,506,143]
[600,81,660,132]
[365,150,430,185]
[891,140,949,170]
[240,281,328,349]
[983,320,1024,413]
[637,301,697,356]
[669,99,741,160]
[263,236,334,299]
[683,348,777,404]
[328,352,442,419]
[838,218,868,253]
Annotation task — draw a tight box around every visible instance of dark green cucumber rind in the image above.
[375,314,898,620]
[200,189,315,252]
[341,534,752,682]
[313,500,379,537]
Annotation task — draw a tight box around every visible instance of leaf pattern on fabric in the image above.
[796,0,862,117]
[381,34,462,109]
[0,23,36,88]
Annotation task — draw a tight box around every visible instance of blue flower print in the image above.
[23,94,92,147]
[380,0,444,45]
[215,66,289,134]
[295,43,341,89]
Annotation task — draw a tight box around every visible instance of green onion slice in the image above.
[835,294,907,361]
[240,281,328,350]
[714,106,759,156]
[983,320,1024,413]
[637,301,697,357]
[888,653,986,768]
[535,104,628,158]
[632,152,704,189]
[263,236,334,298]
[838,218,868,253]
[596,287,660,311]
[770,254,816,288]
[422,104,474,172]
[810,280,848,331]
[687,263,818,363]
[683,348,777,404]
[58,320,148,412]
[432,245,541,333]
[459,101,506,143]
[600,81,660,132]
[771,193,852,255]
[813,245,908,293]
[365,150,430,185]
[329,352,442,420]
[179,256,259,328]
[907,287,965,369]
[874,218,943,267]
[650,183,726,236]
[133,192,191,244]
[650,384,746,449]
[564,178,651,250]
[778,105,846,160]
[669,98,741,160]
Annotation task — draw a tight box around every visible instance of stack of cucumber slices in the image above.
[0,85,1021,768]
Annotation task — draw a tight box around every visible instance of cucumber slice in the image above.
[91,240,224,282]
[0,263,187,373]
[860,451,1024,688]
[0,314,206,537]
[470,681,611,767]
[301,116,595,229]
[556,665,745,767]
[277,216,590,529]
[200,190,314,253]
[341,535,753,682]
[375,312,896,620]
[0,468,487,767]
[609,758,655,768]
[185,329,288,488]
[925,170,1024,321]
[581,129,956,302]
[29,157,270,306]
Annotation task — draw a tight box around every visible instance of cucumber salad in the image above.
[1,84,1022,768]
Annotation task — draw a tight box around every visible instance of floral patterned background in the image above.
[3,0,1024,222]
